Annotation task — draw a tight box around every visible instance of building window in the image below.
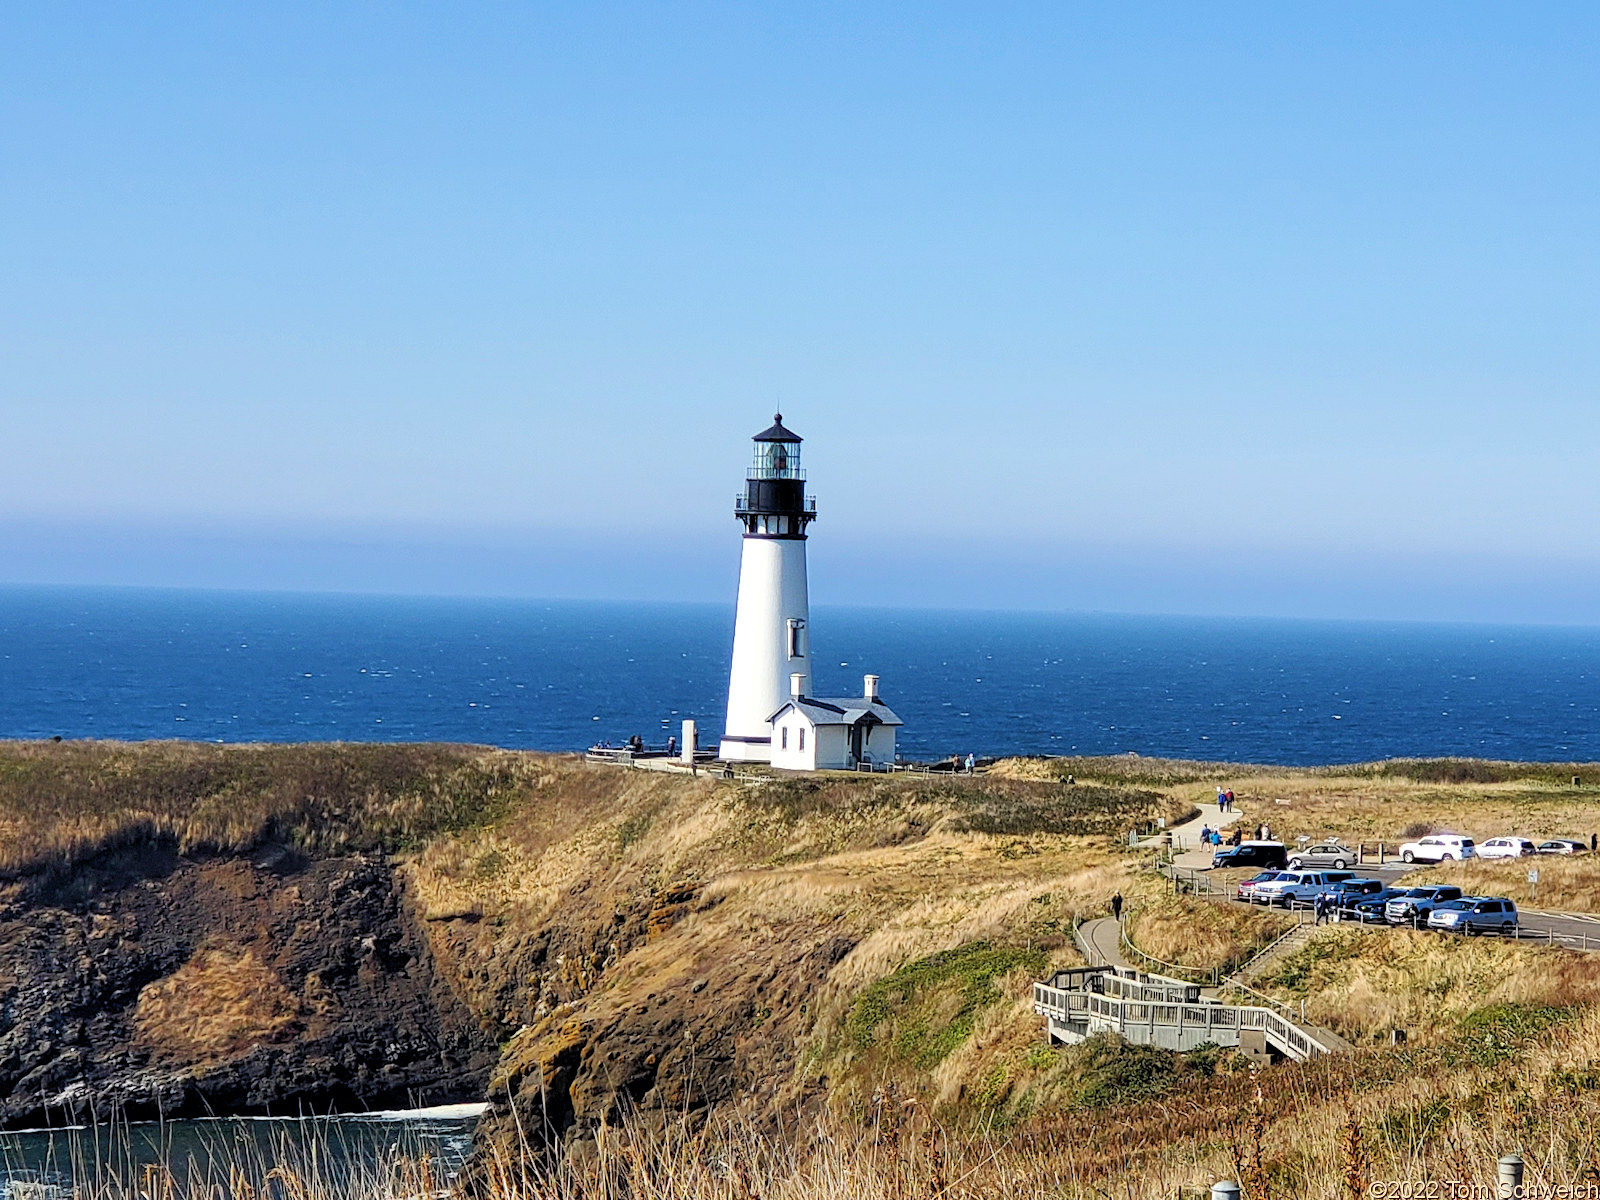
[799,727,805,751]
[781,726,788,750]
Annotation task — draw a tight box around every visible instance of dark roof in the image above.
[753,412,802,443]
[768,696,904,727]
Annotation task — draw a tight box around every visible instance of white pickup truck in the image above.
[1251,869,1356,907]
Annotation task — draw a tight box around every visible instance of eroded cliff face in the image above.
[0,744,1182,1152]
[400,761,1177,1166]
[0,837,497,1127]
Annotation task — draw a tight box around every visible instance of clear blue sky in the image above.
[4,4,1599,622]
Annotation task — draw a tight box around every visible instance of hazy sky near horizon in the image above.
[4,4,1600,622]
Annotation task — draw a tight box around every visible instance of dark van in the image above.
[1212,841,1289,870]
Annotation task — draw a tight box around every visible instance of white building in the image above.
[768,673,903,772]
[718,413,906,769]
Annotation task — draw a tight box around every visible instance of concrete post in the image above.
[681,720,697,765]
[1497,1154,1524,1195]
[1212,1183,1241,1200]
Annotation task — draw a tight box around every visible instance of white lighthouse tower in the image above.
[719,414,817,762]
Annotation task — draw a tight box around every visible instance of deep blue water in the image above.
[2,586,1599,765]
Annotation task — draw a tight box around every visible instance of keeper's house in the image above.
[769,673,903,771]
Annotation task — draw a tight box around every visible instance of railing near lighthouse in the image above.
[735,495,818,514]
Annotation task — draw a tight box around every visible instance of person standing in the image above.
[1111,892,1124,922]
[965,752,976,775]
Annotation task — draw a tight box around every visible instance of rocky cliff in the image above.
[0,835,497,1126]
[0,742,1180,1147]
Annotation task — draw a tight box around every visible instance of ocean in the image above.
[2,586,1599,765]
[0,1106,482,1193]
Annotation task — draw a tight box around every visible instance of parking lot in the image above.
[1165,852,1600,951]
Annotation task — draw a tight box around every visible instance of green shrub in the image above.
[1071,1036,1178,1109]
[1451,1002,1570,1066]
[847,941,1049,1068]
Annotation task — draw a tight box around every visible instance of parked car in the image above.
[1212,841,1289,870]
[1254,869,1356,907]
[1397,835,1477,864]
[1537,839,1590,855]
[1236,870,1286,902]
[1427,897,1519,935]
[1346,888,1406,924]
[1385,885,1464,926]
[1478,837,1538,860]
[1319,878,1385,906]
[1288,841,1358,870]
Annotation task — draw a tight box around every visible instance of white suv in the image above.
[1478,837,1537,860]
[1397,834,1476,864]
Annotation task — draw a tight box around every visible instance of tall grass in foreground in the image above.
[477,1067,1600,1200]
[13,1079,1600,1200]
[0,1115,467,1200]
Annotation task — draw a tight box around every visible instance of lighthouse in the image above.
[719,414,817,762]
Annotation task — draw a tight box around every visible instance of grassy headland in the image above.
[9,744,1600,1197]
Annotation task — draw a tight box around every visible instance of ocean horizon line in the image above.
[5,579,1600,635]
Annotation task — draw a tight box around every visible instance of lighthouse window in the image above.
[753,440,802,479]
[787,619,805,658]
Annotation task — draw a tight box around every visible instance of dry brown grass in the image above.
[0,740,533,873]
[134,943,304,1064]
[1126,894,1295,972]
[34,743,1600,1200]
[1163,768,1600,848]
[1412,855,1600,913]
[407,757,1178,1129]
[1253,923,1600,1043]
[40,1038,1600,1200]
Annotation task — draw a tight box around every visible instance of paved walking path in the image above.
[1138,797,1256,869]
[1079,916,1127,969]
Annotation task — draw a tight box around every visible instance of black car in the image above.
[1212,841,1289,870]
[1347,889,1404,923]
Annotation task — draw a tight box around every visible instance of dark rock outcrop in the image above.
[0,838,497,1128]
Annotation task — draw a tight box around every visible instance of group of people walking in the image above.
[1215,786,1236,812]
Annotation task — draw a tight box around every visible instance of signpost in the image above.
[1528,867,1539,905]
